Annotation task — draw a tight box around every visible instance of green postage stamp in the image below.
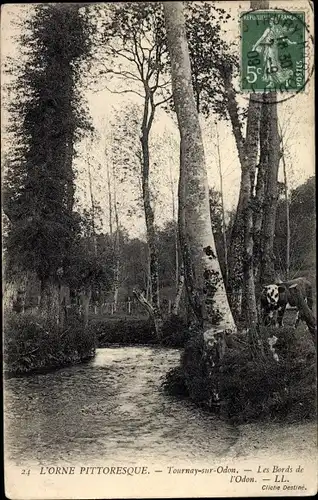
[241,10,306,93]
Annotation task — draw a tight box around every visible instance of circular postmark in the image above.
[240,7,314,104]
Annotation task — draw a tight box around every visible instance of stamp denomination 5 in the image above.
[241,10,307,95]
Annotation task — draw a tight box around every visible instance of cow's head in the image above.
[262,284,280,307]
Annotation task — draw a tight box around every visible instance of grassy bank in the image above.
[3,311,96,377]
[163,322,316,424]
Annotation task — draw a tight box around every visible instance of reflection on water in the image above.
[4,347,238,466]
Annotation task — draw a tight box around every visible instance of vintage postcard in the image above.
[2,1,316,498]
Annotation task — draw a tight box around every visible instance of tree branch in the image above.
[154,93,173,107]
[96,85,145,98]
[222,73,246,167]
[132,31,144,79]
[100,68,141,82]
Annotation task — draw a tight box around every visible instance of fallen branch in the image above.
[133,288,162,339]
[133,288,155,316]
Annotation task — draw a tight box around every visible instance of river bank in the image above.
[3,311,96,377]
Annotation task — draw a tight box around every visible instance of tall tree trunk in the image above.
[215,122,229,289]
[88,159,97,256]
[140,96,161,329]
[112,162,120,309]
[280,128,290,279]
[223,77,261,326]
[242,97,262,327]
[223,76,245,321]
[172,265,184,316]
[39,279,60,325]
[225,0,267,326]
[164,1,236,337]
[259,93,281,285]
[253,152,266,287]
[169,162,179,285]
[106,156,113,238]
[164,1,235,407]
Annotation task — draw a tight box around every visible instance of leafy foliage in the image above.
[4,311,96,376]
[184,2,238,118]
[3,5,94,283]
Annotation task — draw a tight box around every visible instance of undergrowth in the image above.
[163,325,316,423]
[3,311,96,377]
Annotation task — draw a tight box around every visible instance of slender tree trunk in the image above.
[106,156,113,238]
[172,266,184,315]
[133,288,162,338]
[259,93,281,285]
[242,97,262,327]
[112,162,120,309]
[223,76,245,321]
[169,163,179,285]
[146,252,152,302]
[215,122,229,289]
[88,159,97,256]
[253,155,266,286]
[79,287,92,328]
[224,82,261,326]
[140,99,161,327]
[280,132,290,280]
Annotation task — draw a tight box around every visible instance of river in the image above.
[4,347,316,468]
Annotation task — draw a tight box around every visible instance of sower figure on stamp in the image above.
[252,16,297,87]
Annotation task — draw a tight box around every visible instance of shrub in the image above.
[220,326,316,423]
[163,325,316,423]
[160,315,189,347]
[161,365,188,397]
[3,311,96,376]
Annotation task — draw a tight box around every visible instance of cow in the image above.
[260,277,313,328]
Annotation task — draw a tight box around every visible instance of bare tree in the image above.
[96,4,173,332]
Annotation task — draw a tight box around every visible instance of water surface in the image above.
[5,347,238,466]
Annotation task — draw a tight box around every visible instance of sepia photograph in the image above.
[2,1,316,498]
